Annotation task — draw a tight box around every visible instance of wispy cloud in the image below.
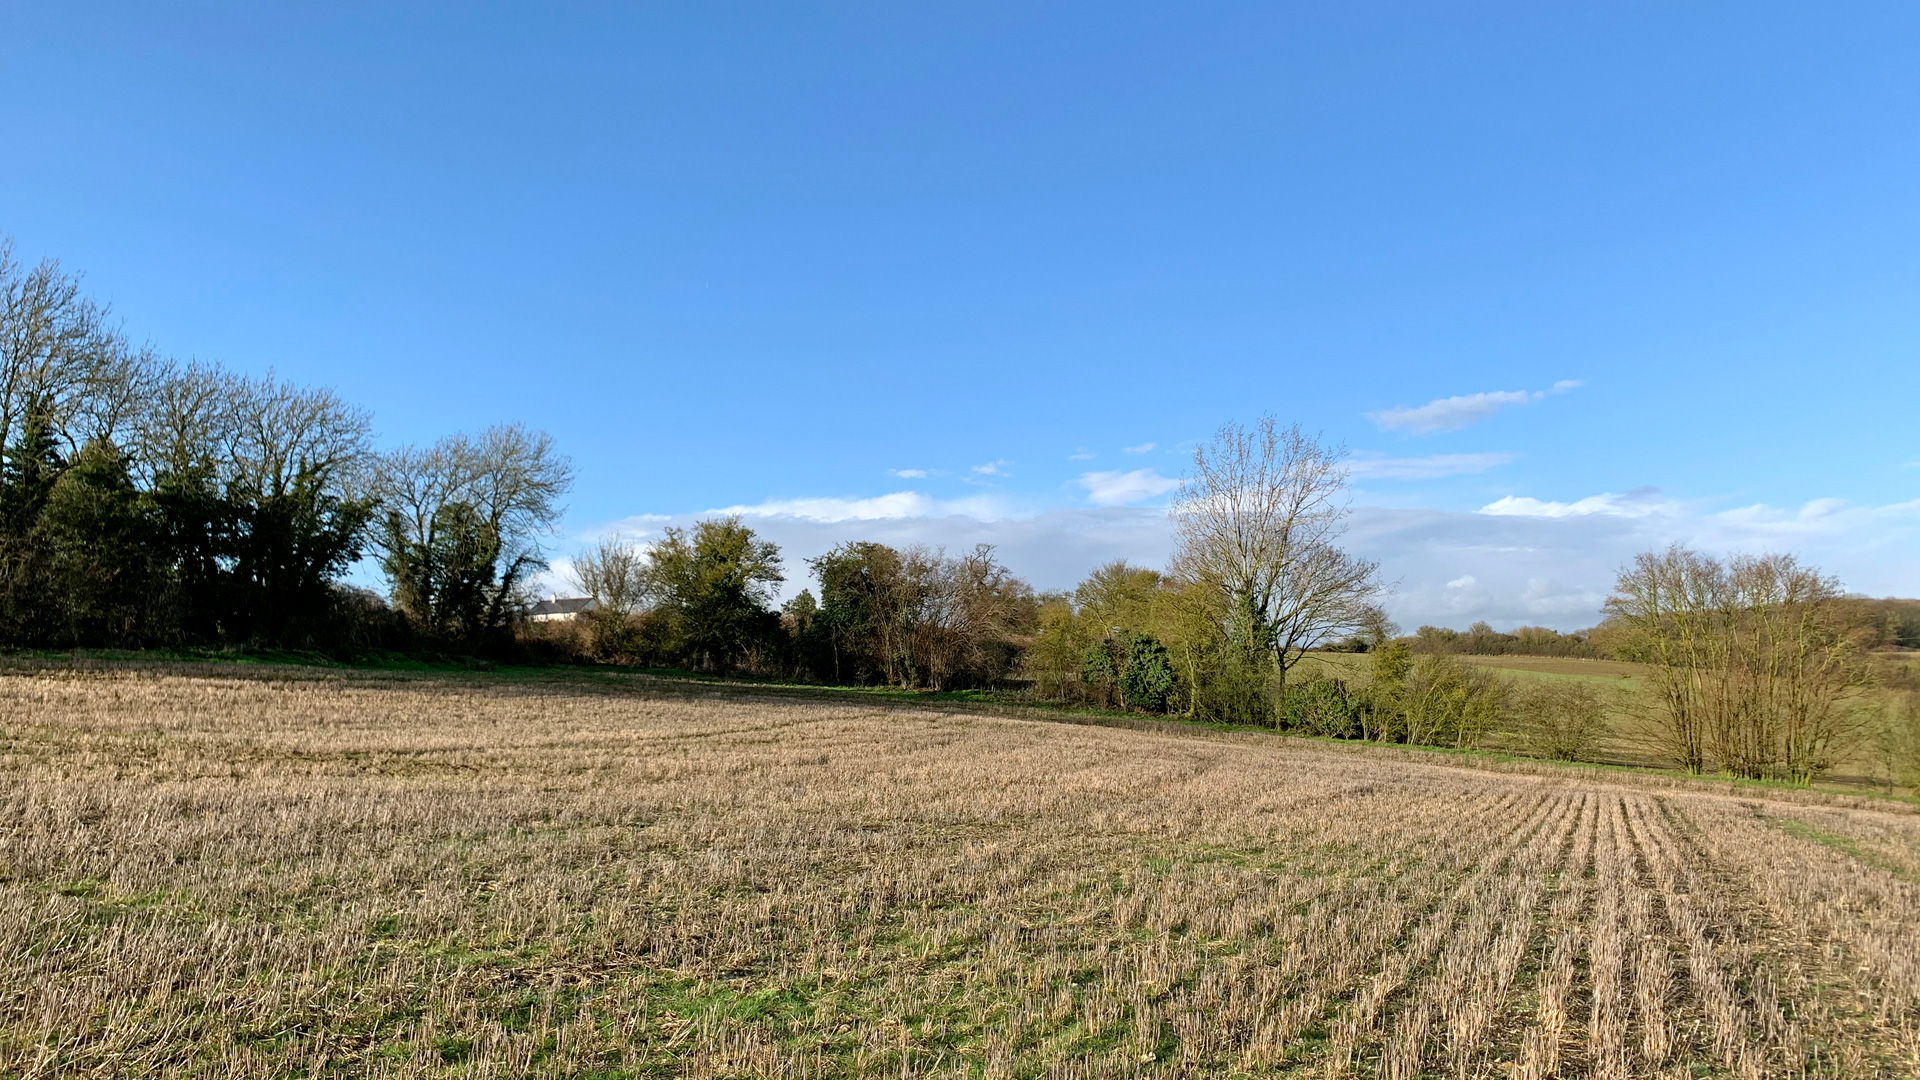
[1123,442,1156,454]
[1712,496,1920,533]
[712,491,1012,522]
[889,468,929,479]
[545,489,1920,632]
[1348,452,1515,481]
[1478,487,1673,519]
[1370,380,1582,434]
[1069,448,1096,461]
[1079,468,1181,507]
[971,460,1012,477]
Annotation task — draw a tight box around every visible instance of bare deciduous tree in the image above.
[568,535,649,617]
[0,237,151,455]
[222,372,374,500]
[1607,545,1872,782]
[1169,417,1382,684]
[1605,546,1719,774]
[374,424,572,637]
[808,541,1036,689]
[128,361,236,488]
[918,545,1035,690]
[1515,681,1611,761]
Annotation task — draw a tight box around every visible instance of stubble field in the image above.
[2,662,1919,1078]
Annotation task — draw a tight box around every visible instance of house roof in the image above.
[529,596,597,616]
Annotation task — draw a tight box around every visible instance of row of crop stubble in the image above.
[1,662,1918,1077]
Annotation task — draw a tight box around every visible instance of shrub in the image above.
[1080,642,1118,706]
[1278,677,1363,738]
[1120,635,1175,713]
[1191,650,1273,726]
[1515,681,1610,761]
[1398,654,1510,749]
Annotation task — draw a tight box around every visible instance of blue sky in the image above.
[3,3,1917,627]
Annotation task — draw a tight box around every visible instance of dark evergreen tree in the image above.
[0,407,65,643]
[226,467,375,648]
[38,439,159,645]
[1120,634,1175,713]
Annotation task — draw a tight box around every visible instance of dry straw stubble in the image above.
[2,662,1918,1077]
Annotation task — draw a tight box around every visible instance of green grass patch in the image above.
[1765,816,1920,882]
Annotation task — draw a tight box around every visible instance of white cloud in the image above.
[1370,380,1583,434]
[1123,442,1156,454]
[547,486,1920,635]
[1798,497,1844,521]
[1079,469,1181,507]
[712,491,1012,522]
[578,514,669,540]
[1711,496,1920,535]
[533,505,1180,607]
[889,468,929,479]
[1478,487,1674,519]
[971,460,1012,477]
[1069,448,1096,461]
[1348,452,1515,481]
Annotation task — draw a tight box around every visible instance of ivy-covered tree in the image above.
[1120,634,1175,713]
[374,425,571,645]
[643,517,785,672]
[38,439,159,645]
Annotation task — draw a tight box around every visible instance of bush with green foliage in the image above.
[1277,676,1364,738]
[640,517,786,673]
[1358,643,1509,748]
[1120,634,1176,713]
[1079,641,1118,706]
[1190,649,1274,726]
[1400,654,1510,748]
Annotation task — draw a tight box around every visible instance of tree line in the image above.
[0,236,571,654]
[550,416,1618,768]
[552,411,1903,785]
[7,234,1907,783]
[1397,622,1602,658]
[566,418,1405,723]
[564,521,1038,689]
[1391,599,1918,662]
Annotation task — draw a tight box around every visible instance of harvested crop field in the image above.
[3,663,1919,1078]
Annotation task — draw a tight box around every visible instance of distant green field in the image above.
[1297,650,1908,787]
[1294,652,1655,767]
[1300,650,1644,683]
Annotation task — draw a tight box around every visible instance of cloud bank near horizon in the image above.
[548,487,1920,632]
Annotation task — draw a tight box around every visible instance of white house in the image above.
[528,595,596,623]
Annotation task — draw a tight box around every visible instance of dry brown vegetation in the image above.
[4,662,1920,1077]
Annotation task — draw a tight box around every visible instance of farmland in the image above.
[3,662,1919,1077]
[1297,651,1913,786]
